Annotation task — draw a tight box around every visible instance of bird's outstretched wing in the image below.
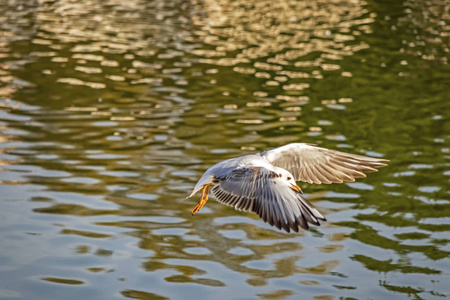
[211,166,325,232]
[261,143,389,184]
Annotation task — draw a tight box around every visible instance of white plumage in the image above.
[188,143,388,233]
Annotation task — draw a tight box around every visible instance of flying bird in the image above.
[187,143,388,233]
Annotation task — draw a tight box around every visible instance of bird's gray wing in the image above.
[211,166,325,233]
[261,143,389,184]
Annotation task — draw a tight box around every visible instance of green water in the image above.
[0,0,449,299]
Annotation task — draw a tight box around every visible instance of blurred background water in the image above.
[0,0,449,299]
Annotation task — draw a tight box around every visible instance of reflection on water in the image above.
[0,0,449,299]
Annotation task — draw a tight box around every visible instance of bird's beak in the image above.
[291,183,302,193]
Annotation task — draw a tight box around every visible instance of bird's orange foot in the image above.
[191,184,211,215]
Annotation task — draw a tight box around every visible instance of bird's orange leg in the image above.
[191,184,211,215]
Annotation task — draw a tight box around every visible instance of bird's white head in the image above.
[276,168,302,193]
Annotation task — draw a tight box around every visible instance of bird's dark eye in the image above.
[287,177,291,180]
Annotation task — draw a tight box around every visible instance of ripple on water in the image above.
[41,277,84,285]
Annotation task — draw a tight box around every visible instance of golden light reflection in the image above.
[190,0,373,99]
[57,78,106,89]
[186,0,378,126]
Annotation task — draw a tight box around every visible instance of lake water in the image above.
[0,0,449,299]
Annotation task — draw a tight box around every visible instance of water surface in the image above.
[0,0,449,299]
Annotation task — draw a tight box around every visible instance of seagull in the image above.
[187,143,388,233]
